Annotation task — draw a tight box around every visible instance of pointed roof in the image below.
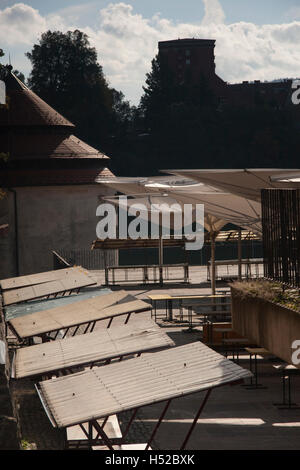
[0,66,113,185]
[1,132,109,160]
[0,68,74,128]
[0,66,109,160]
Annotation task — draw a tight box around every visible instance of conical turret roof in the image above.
[0,67,74,128]
[0,66,114,185]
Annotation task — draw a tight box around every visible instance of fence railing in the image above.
[53,248,118,271]
[105,263,189,286]
[262,189,300,288]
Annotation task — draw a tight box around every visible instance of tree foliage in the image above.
[23,33,300,176]
[26,30,131,151]
[0,48,24,81]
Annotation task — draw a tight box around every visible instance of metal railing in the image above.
[105,263,189,286]
[53,248,118,271]
[262,189,300,288]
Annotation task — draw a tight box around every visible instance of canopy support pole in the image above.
[238,228,242,281]
[158,242,164,286]
[145,399,172,450]
[159,215,164,285]
[122,407,139,443]
[210,232,217,295]
[180,388,212,450]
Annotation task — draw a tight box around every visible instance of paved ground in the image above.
[10,266,300,450]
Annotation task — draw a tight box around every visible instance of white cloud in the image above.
[1,2,300,104]
[0,3,46,44]
[202,0,225,25]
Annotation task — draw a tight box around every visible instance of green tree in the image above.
[111,89,134,131]
[0,48,25,81]
[12,69,25,82]
[138,53,219,170]
[26,30,118,150]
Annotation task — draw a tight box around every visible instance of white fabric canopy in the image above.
[99,176,261,294]
[99,177,227,234]
[165,169,300,202]
[99,176,263,235]
[270,172,300,184]
[145,181,262,236]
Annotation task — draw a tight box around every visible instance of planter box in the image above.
[231,286,300,367]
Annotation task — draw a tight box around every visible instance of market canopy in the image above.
[8,290,151,340]
[5,287,112,322]
[100,178,227,235]
[164,169,300,202]
[145,180,262,236]
[36,341,252,430]
[12,319,174,379]
[99,176,263,235]
[98,176,263,294]
[98,176,157,197]
[3,273,96,306]
[0,267,87,291]
[270,172,300,184]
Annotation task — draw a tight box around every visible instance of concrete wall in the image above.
[0,184,116,278]
[231,287,300,367]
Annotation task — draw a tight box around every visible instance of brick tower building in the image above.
[158,38,226,93]
[158,38,294,109]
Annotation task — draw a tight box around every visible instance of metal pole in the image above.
[122,408,139,443]
[91,420,114,450]
[180,389,212,450]
[145,399,172,450]
[211,233,216,295]
[159,214,163,285]
[124,312,131,324]
[238,228,242,281]
[94,416,109,442]
[159,235,163,265]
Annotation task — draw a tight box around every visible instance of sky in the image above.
[1,0,300,104]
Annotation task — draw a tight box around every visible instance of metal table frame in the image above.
[36,379,244,450]
[8,305,152,344]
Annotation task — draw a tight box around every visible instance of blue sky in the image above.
[1,1,300,103]
[2,0,300,25]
